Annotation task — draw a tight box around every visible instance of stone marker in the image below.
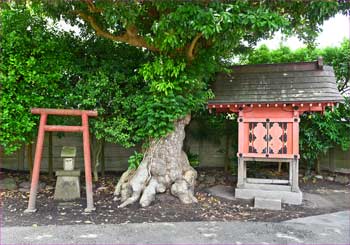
[0,178,17,190]
[206,185,236,201]
[334,175,350,185]
[54,147,81,201]
[61,146,77,171]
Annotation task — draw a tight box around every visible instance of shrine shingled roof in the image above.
[209,59,343,105]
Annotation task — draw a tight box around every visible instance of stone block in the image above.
[61,146,76,157]
[56,170,81,177]
[334,175,349,184]
[63,158,75,171]
[206,185,235,201]
[326,176,335,182]
[0,178,17,190]
[54,174,81,201]
[254,197,281,210]
[235,187,302,205]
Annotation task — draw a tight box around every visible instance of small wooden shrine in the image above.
[208,58,343,205]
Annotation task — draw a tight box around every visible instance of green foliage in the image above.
[300,101,350,170]
[133,56,214,140]
[127,151,144,170]
[321,40,350,94]
[186,152,200,168]
[0,4,70,154]
[61,37,149,147]
[241,40,350,169]
[1,0,348,160]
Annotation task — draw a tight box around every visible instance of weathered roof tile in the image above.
[209,60,343,104]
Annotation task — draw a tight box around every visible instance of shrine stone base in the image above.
[54,170,81,201]
[235,187,302,205]
[254,197,282,210]
[235,157,302,205]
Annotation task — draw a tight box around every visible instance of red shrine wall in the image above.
[236,107,299,160]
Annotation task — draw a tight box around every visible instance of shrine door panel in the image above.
[248,122,292,155]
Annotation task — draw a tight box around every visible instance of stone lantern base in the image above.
[54,170,81,201]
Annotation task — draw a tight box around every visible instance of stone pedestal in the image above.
[235,157,302,206]
[54,170,81,201]
[236,187,302,205]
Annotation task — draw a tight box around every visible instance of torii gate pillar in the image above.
[24,108,97,213]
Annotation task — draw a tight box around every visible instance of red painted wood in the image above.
[82,113,95,211]
[269,123,283,154]
[241,153,299,159]
[31,108,97,117]
[26,113,47,212]
[238,119,244,156]
[44,125,83,132]
[25,108,97,213]
[243,118,295,123]
[252,122,267,154]
[230,106,302,159]
[212,102,336,113]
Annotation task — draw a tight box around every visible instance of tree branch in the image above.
[186,33,202,61]
[339,78,349,94]
[83,0,102,13]
[74,0,158,52]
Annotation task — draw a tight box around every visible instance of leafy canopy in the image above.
[1,0,348,155]
[47,0,348,139]
[0,4,71,153]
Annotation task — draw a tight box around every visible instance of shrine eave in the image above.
[207,101,339,113]
[208,59,344,109]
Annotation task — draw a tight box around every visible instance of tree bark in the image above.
[91,136,103,182]
[101,141,105,178]
[278,162,282,173]
[48,132,53,179]
[224,120,231,174]
[26,143,33,179]
[316,157,321,174]
[114,114,197,207]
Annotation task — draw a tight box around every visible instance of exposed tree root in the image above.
[114,114,197,207]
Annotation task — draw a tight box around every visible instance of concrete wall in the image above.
[1,123,349,173]
[320,146,350,174]
[0,133,136,172]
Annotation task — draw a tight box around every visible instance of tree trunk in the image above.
[100,141,105,178]
[224,120,231,174]
[26,143,33,179]
[48,132,53,179]
[91,137,103,182]
[114,114,197,208]
[278,162,282,173]
[315,157,321,174]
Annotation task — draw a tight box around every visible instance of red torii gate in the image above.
[24,108,98,213]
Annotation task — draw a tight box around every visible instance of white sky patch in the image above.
[46,18,81,36]
[258,14,350,49]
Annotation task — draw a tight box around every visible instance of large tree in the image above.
[5,0,350,207]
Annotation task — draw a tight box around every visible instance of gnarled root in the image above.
[114,114,197,207]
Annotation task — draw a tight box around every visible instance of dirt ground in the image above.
[1,168,349,227]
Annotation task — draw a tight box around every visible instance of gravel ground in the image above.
[1,169,349,227]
